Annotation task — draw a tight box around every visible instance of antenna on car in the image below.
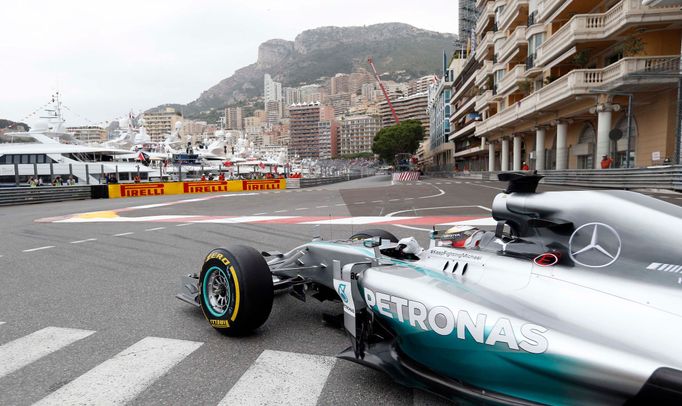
[498,171,544,194]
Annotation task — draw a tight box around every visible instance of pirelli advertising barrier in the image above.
[108,179,286,199]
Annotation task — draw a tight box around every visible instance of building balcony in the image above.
[497,64,526,95]
[454,144,485,158]
[475,31,494,62]
[475,90,494,112]
[476,56,679,136]
[498,25,527,63]
[450,120,478,142]
[476,1,495,36]
[498,0,529,32]
[536,0,567,24]
[475,60,493,87]
[535,0,682,67]
[450,97,477,123]
[450,72,477,107]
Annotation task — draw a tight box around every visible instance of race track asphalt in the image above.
[0,175,679,405]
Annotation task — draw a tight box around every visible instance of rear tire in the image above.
[198,245,273,336]
[349,229,398,243]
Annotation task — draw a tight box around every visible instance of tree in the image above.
[372,120,424,163]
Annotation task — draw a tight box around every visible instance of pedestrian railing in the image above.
[0,186,94,207]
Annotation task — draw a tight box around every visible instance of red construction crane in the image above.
[367,57,400,125]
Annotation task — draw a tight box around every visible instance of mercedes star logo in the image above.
[569,222,621,268]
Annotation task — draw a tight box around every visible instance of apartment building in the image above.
[66,126,107,143]
[378,92,430,135]
[470,0,681,171]
[318,120,338,159]
[142,108,182,143]
[224,107,243,130]
[289,102,322,159]
[338,115,381,157]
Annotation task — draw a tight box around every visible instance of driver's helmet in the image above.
[439,226,484,248]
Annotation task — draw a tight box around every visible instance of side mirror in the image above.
[363,236,382,248]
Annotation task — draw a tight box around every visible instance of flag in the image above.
[223,161,233,167]
[259,161,265,169]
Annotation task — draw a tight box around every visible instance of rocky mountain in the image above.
[158,23,457,117]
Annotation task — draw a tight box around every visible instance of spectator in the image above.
[28,177,37,187]
[37,177,44,186]
[134,175,141,183]
[664,157,672,165]
[521,162,529,171]
[218,172,225,181]
[600,155,613,169]
[67,175,76,186]
[208,173,215,181]
[201,173,207,181]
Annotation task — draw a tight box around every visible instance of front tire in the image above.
[349,228,398,243]
[198,245,273,336]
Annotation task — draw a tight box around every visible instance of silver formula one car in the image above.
[177,173,682,405]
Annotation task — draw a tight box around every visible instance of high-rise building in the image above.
[338,115,381,157]
[142,108,182,143]
[470,0,682,171]
[300,84,323,103]
[264,74,282,103]
[459,0,478,49]
[330,73,350,95]
[289,102,322,159]
[428,73,454,170]
[349,71,374,95]
[265,101,281,126]
[378,92,429,135]
[224,107,243,130]
[318,120,338,159]
[408,76,435,96]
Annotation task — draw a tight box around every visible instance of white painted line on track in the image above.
[404,197,414,200]
[0,321,4,326]
[274,209,287,213]
[388,198,401,202]
[356,201,366,204]
[253,212,268,215]
[315,206,328,208]
[0,327,94,379]
[299,216,414,225]
[371,200,383,203]
[113,232,134,236]
[34,337,202,406]
[23,246,55,253]
[335,203,345,206]
[145,227,166,231]
[295,208,308,211]
[218,350,335,406]
[176,223,192,227]
[193,216,293,224]
[70,238,97,244]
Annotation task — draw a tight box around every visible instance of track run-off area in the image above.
[1,175,680,405]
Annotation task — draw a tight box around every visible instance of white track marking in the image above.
[386,205,494,232]
[175,223,192,227]
[371,200,383,203]
[113,232,134,236]
[22,246,55,253]
[70,238,97,244]
[300,216,414,225]
[0,327,94,379]
[218,350,335,406]
[315,206,328,208]
[274,209,287,213]
[295,208,308,211]
[34,337,202,406]
[335,203,345,206]
[253,212,268,215]
[193,216,293,224]
[145,227,166,231]
[0,322,4,326]
[388,198,401,202]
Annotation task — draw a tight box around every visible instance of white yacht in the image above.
[0,98,154,186]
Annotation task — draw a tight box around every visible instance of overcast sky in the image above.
[0,0,456,126]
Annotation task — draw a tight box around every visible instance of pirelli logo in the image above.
[119,183,165,197]
[184,181,230,194]
[242,180,282,191]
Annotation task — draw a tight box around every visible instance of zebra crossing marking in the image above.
[0,327,94,379]
[34,336,202,406]
[218,350,336,406]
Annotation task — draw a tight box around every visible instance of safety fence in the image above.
[299,174,363,188]
[0,186,94,207]
[426,165,682,191]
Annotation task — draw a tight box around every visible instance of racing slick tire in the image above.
[198,245,273,336]
[350,229,398,243]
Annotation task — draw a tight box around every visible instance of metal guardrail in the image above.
[426,166,682,191]
[299,175,362,188]
[0,186,94,207]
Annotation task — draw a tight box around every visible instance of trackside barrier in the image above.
[392,171,420,182]
[426,166,682,191]
[0,186,93,207]
[299,175,361,188]
[107,179,286,198]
